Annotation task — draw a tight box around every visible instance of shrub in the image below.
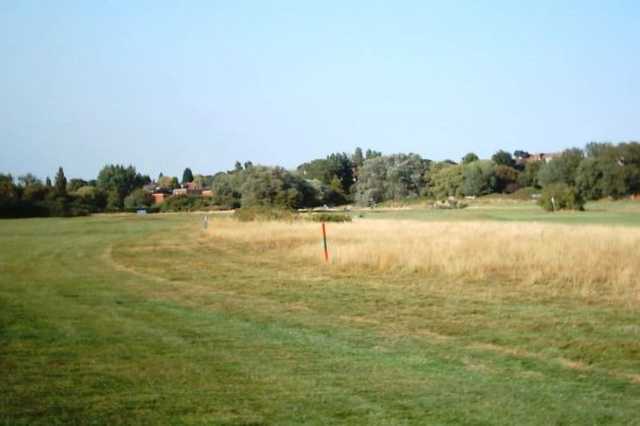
[511,187,538,200]
[539,183,584,211]
[234,206,298,222]
[159,195,216,212]
[309,212,352,222]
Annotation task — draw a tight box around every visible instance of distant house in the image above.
[524,153,560,164]
[152,192,169,204]
[172,188,188,196]
[202,190,214,198]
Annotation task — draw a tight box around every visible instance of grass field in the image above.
[2,201,640,424]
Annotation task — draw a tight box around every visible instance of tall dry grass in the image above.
[207,218,640,300]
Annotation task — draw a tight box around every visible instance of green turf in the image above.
[1,209,640,424]
[357,199,640,226]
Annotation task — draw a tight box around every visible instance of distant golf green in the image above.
[358,199,640,226]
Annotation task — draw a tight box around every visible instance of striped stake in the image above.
[321,222,329,263]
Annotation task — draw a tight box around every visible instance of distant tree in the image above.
[96,164,150,210]
[517,161,542,188]
[158,176,180,190]
[537,148,584,187]
[462,153,479,165]
[74,186,108,212]
[462,160,496,196]
[182,168,194,184]
[243,161,254,170]
[491,150,515,167]
[297,153,354,194]
[124,188,154,210]
[67,178,88,192]
[513,150,530,159]
[54,167,67,196]
[539,183,584,212]
[240,166,314,209]
[427,164,464,199]
[22,182,48,203]
[0,174,18,208]
[234,161,243,172]
[352,147,364,167]
[576,143,633,199]
[18,173,41,187]
[45,177,52,188]
[353,154,429,204]
[191,175,205,190]
[494,165,520,193]
[365,149,382,160]
[211,173,242,209]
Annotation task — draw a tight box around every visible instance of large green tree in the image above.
[537,148,584,187]
[182,168,194,184]
[462,160,496,196]
[353,154,429,205]
[491,150,515,167]
[96,165,150,210]
[54,167,67,196]
[297,153,354,194]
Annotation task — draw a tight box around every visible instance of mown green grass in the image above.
[357,199,640,226]
[1,210,640,425]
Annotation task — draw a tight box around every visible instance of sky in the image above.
[1,0,639,180]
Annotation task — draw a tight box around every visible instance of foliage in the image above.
[427,163,464,199]
[517,161,542,188]
[72,186,108,212]
[354,154,429,205]
[491,150,515,167]
[158,195,216,212]
[67,178,88,192]
[241,166,316,209]
[297,152,354,195]
[539,183,584,211]
[182,168,194,184]
[123,188,154,210]
[158,175,180,190]
[211,173,242,209]
[309,212,352,222]
[537,148,584,187]
[494,165,520,193]
[234,206,298,222]
[576,142,640,199]
[462,160,496,196]
[365,149,382,159]
[510,186,538,200]
[352,147,364,167]
[97,164,150,209]
[54,167,67,196]
[461,152,479,164]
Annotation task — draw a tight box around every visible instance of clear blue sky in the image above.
[1,1,639,180]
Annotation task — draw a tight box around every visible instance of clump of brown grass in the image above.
[207,218,640,300]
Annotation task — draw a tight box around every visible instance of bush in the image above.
[539,183,584,212]
[432,199,467,209]
[159,195,217,212]
[511,187,539,200]
[233,206,298,222]
[309,212,352,222]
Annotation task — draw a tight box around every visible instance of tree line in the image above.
[1,142,639,218]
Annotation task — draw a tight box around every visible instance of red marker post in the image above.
[321,222,329,263]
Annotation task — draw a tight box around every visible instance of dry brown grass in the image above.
[207,218,640,300]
